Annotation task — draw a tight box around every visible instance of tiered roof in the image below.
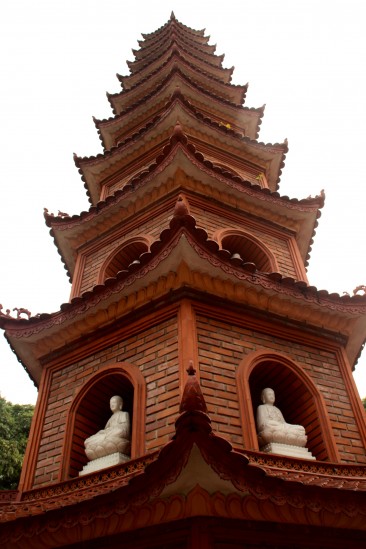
[3,192,365,386]
[1,13,365,386]
[1,13,366,547]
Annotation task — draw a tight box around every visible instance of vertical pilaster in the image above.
[178,299,199,395]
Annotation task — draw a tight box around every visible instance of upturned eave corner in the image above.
[2,14,366,548]
[44,135,324,279]
[2,213,366,387]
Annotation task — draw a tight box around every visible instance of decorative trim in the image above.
[69,252,86,298]
[236,350,340,461]
[22,453,157,502]
[287,234,309,281]
[17,368,52,492]
[61,362,147,481]
[337,348,366,448]
[2,484,366,548]
[6,225,366,342]
[97,235,153,284]
[214,227,279,272]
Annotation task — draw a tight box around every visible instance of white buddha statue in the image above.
[256,388,307,449]
[84,395,131,461]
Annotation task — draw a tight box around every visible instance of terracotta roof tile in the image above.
[106,67,254,126]
[77,98,283,201]
[4,191,361,339]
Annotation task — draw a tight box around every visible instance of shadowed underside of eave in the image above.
[2,224,366,387]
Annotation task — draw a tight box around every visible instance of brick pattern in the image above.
[78,201,297,297]
[196,314,366,464]
[189,205,296,277]
[33,316,179,487]
[79,210,173,295]
[32,308,365,487]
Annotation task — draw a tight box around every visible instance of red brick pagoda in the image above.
[1,13,366,548]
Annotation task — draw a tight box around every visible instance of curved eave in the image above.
[118,47,233,90]
[1,381,366,538]
[128,35,223,73]
[3,206,364,387]
[108,66,249,118]
[97,76,264,150]
[134,41,217,63]
[61,137,313,275]
[133,35,217,61]
[111,54,246,107]
[137,30,209,53]
[128,35,227,75]
[140,14,206,45]
[77,101,285,205]
[137,27,212,63]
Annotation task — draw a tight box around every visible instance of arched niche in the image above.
[214,229,277,272]
[237,351,339,462]
[63,363,146,479]
[98,237,151,283]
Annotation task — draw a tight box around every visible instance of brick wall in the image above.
[31,302,365,487]
[79,209,173,295]
[190,205,296,277]
[33,315,179,487]
[195,313,366,464]
[76,196,299,297]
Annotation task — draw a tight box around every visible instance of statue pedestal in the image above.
[261,442,315,460]
[79,452,130,476]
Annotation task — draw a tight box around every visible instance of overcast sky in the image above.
[1,0,365,404]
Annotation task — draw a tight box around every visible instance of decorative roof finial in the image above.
[13,307,32,320]
[0,305,11,317]
[179,360,207,414]
[187,360,196,376]
[173,194,189,218]
[170,121,188,145]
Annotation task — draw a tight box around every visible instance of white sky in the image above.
[0,0,365,404]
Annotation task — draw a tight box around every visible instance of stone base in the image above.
[79,452,130,476]
[260,442,316,460]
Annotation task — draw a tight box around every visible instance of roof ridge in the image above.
[128,35,227,76]
[130,30,220,67]
[67,135,311,234]
[3,200,364,335]
[107,66,249,117]
[115,51,245,101]
[80,97,274,172]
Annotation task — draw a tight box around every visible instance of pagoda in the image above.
[1,13,366,548]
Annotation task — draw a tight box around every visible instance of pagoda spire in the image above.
[1,15,366,548]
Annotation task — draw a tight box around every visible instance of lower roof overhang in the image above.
[1,226,365,387]
[1,385,366,548]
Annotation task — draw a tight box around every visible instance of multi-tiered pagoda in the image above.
[1,13,366,548]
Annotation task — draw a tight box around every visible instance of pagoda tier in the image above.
[1,13,366,549]
[0,372,365,548]
[129,17,221,62]
[118,44,233,90]
[128,33,224,74]
[140,13,206,44]
[3,192,365,383]
[109,52,246,110]
[132,37,218,63]
[59,134,309,285]
[76,101,285,205]
[97,73,263,150]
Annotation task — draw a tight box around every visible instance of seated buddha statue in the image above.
[256,388,307,448]
[84,395,131,461]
